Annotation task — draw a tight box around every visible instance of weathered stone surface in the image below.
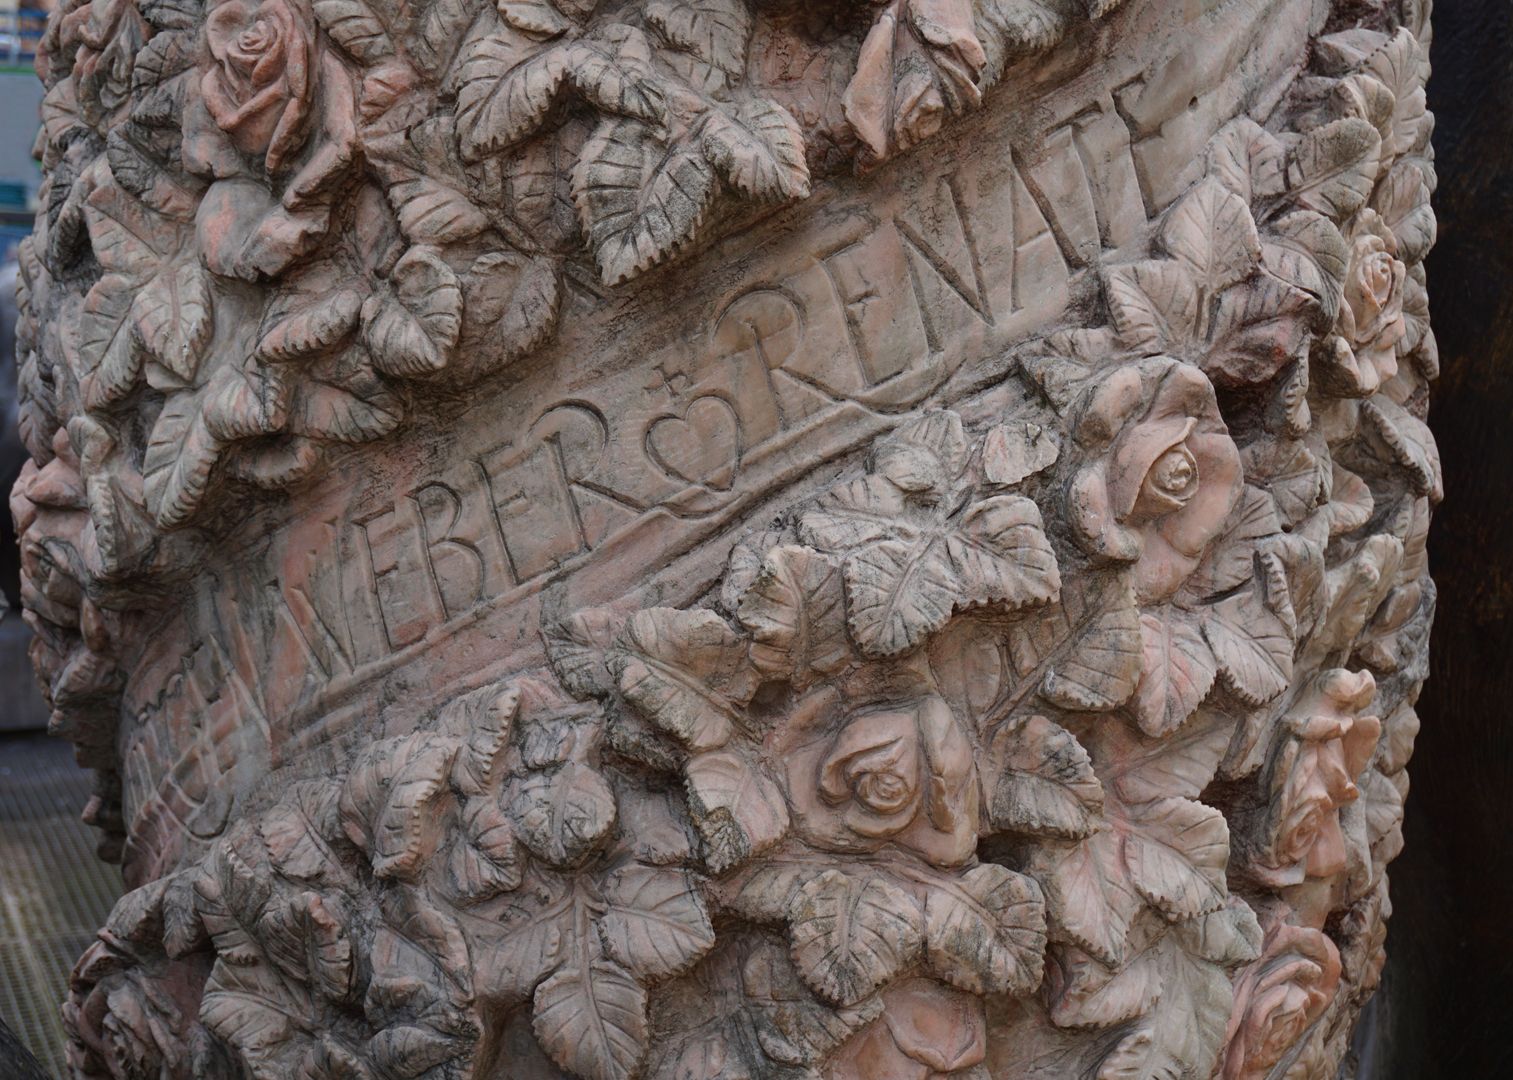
[14,0,1437,1077]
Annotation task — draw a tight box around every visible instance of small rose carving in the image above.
[1220,923,1342,1080]
[1244,669,1381,887]
[780,681,979,868]
[202,0,318,173]
[1320,209,1408,397]
[1066,358,1242,604]
[829,977,987,1080]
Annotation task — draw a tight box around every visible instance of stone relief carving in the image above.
[16,0,1438,1077]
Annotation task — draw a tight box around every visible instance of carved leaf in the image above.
[1004,575,1143,715]
[982,420,1059,486]
[611,607,755,751]
[1203,271,1315,386]
[258,891,355,1003]
[1122,797,1229,921]
[499,0,574,38]
[1160,177,1261,295]
[1131,607,1216,738]
[143,357,289,527]
[194,836,273,966]
[923,863,1046,995]
[448,799,523,903]
[1202,587,1293,706]
[509,762,617,866]
[76,275,139,409]
[572,117,717,285]
[532,960,649,1080]
[844,495,1057,657]
[440,683,517,795]
[684,746,789,873]
[367,1024,469,1078]
[946,494,1060,609]
[1362,28,1429,158]
[255,289,364,363]
[1091,933,1234,1080]
[362,246,463,377]
[1264,210,1348,327]
[338,734,456,880]
[456,34,573,160]
[1362,397,1443,502]
[800,474,913,552]
[843,536,958,657]
[738,545,851,687]
[1032,827,1141,967]
[989,714,1105,840]
[787,870,923,1006]
[701,99,811,201]
[457,33,664,162]
[1206,117,1286,203]
[287,349,405,443]
[645,0,752,82]
[312,0,395,63]
[382,166,490,246]
[546,606,624,698]
[1181,486,1282,600]
[597,865,716,979]
[465,252,564,367]
[1105,260,1200,352]
[1285,118,1382,222]
[1049,944,1162,1029]
[201,960,309,1078]
[132,258,213,381]
[260,780,345,885]
[369,885,473,1014]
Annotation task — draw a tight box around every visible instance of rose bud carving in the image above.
[829,977,987,1080]
[1317,209,1408,397]
[779,679,979,869]
[1066,358,1242,604]
[1219,923,1342,1080]
[1239,669,1381,887]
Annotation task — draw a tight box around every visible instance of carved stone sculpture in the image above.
[16,0,1437,1076]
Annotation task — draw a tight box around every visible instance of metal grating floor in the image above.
[0,733,123,1078]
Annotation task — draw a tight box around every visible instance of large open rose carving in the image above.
[186,0,360,279]
[1066,358,1242,604]
[1240,669,1381,887]
[1219,923,1342,1080]
[779,676,979,868]
[1319,209,1408,397]
[202,0,317,172]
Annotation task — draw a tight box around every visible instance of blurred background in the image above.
[0,4,128,1078]
[0,0,1510,1076]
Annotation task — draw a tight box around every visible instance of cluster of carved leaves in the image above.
[19,0,1132,580]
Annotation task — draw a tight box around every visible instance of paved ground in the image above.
[0,732,122,1077]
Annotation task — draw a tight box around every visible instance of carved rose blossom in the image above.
[187,0,359,279]
[202,0,318,172]
[1246,669,1381,886]
[1067,358,1243,604]
[1321,209,1408,396]
[829,978,987,1080]
[780,681,979,868]
[1219,924,1342,1080]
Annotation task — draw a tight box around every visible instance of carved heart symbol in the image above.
[646,395,741,491]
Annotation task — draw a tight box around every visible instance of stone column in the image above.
[15,0,1436,1076]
